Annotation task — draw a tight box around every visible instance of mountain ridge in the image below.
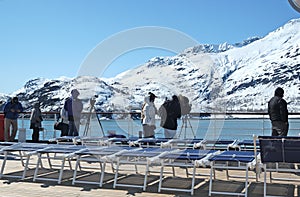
[1,18,299,113]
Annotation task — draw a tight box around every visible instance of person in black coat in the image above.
[30,102,43,142]
[64,89,83,136]
[159,95,181,138]
[268,87,289,136]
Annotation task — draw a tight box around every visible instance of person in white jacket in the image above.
[141,92,157,138]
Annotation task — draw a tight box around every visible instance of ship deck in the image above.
[0,154,299,197]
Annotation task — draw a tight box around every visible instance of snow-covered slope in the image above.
[107,18,300,112]
[1,76,116,112]
[219,19,300,112]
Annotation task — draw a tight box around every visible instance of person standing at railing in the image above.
[30,102,43,142]
[268,87,289,136]
[59,107,69,137]
[141,92,157,138]
[159,95,181,139]
[64,89,83,136]
[3,97,23,142]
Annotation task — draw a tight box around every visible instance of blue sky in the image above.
[0,0,299,94]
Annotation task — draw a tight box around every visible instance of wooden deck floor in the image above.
[0,155,299,197]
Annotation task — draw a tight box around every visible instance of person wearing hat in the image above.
[30,102,43,142]
[64,89,83,136]
[3,96,24,141]
[268,87,289,136]
[141,92,157,138]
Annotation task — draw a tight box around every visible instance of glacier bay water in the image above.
[18,117,300,141]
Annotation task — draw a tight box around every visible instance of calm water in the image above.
[17,117,300,141]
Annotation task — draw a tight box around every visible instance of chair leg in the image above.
[58,158,66,184]
[111,161,115,173]
[143,163,149,191]
[191,164,196,195]
[68,158,72,170]
[33,153,42,182]
[22,155,31,179]
[209,163,214,196]
[19,151,25,167]
[113,159,120,188]
[172,166,175,176]
[245,167,249,197]
[226,161,229,180]
[47,153,51,169]
[264,164,267,197]
[100,161,106,187]
[72,155,80,185]
[0,151,8,178]
[158,164,164,192]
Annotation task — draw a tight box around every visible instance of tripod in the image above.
[83,96,104,137]
[178,114,195,138]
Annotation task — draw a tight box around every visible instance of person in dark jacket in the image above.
[30,102,43,142]
[159,95,181,138]
[3,97,23,141]
[64,89,83,136]
[59,107,69,137]
[268,87,289,136]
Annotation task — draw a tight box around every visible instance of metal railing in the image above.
[3,112,300,142]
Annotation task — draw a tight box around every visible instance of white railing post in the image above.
[262,114,265,136]
[18,113,26,142]
[53,113,57,138]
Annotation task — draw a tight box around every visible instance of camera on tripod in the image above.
[178,95,195,138]
[83,95,99,136]
[89,95,98,108]
[178,95,192,115]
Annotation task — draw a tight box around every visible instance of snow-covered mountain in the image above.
[1,18,300,113]
[0,76,117,112]
[106,18,300,113]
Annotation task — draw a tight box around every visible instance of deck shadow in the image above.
[113,173,159,187]
[2,169,298,196]
[248,182,295,197]
[207,179,247,195]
